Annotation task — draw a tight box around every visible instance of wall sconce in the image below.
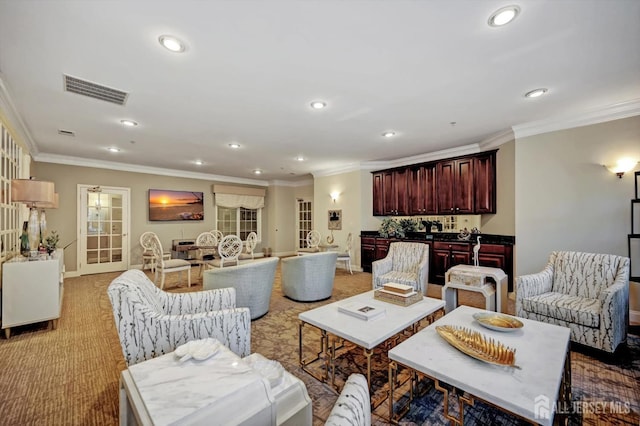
[11,178,55,255]
[330,192,340,203]
[605,158,638,179]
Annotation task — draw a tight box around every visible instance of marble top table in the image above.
[298,290,444,395]
[119,342,312,426]
[388,305,571,425]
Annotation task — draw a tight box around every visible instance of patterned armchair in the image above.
[282,252,338,301]
[325,373,370,426]
[108,269,251,365]
[516,251,630,353]
[372,242,429,295]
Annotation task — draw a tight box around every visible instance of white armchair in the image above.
[516,251,630,353]
[203,257,279,319]
[107,269,251,365]
[282,252,338,301]
[372,242,429,295]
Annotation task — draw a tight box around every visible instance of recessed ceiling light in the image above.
[253,169,262,175]
[382,131,396,138]
[524,88,548,98]
[107,147,120,153]
[194,160,203,166]
[488,5,520,27]
[120,119,138,127]
[158,35,186,53]
[228,143,241,149]
[310,101,327,109]
[296,156,305,162]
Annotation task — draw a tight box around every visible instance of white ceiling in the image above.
[0,0,639,183]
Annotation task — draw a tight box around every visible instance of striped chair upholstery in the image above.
[325,374,370,426]
[516,251,630,353]
[372,242,429,295]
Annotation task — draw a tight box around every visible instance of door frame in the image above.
[295,198,313,250]
[77,184,131,275]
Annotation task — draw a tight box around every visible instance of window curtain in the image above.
[212,184,266,209]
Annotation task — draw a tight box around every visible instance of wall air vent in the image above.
[58,129,75,137]
[63,74,128,105]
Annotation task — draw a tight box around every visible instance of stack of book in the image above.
[338,302,386,321]
[374,283,423,307]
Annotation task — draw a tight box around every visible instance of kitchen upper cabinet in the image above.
[372,172,384,216]
[382,169,409,216]
[409,164,438,215]
[474,152,496,214]
[437,158,474,214]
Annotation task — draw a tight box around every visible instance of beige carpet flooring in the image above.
[0,263,637,425]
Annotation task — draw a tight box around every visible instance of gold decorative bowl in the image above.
[436,325,519,368]
[472,313,524,332]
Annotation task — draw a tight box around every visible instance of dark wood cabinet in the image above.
[372,172,384,216]
[382,169,409,216]
[360,234,514,291]
[437,158,474,214]
[474,152,496,214]
[409,164,437,215]
[372,150,496,216]
[432,241,472,283]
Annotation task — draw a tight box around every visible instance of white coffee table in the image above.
[298,290,444,396]
[119,343,312,426]
[388,305,571,425]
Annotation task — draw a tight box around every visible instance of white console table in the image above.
[442,264,507,314]
[1,249,65,339]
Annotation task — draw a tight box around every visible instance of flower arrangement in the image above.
[379,218,405,238]
[45,231,59,254]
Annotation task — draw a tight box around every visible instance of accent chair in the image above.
[282,252,338,301]
[516,251,630,353]
[372,242,429,295]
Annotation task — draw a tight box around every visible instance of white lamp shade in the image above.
[36,192,59,209]
[11,179,55,204]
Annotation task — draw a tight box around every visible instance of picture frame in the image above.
[148,189,204,221]
[328,209,342,230]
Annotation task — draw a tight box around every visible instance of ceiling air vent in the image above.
[58,129,75,136]
[63,74,128,105]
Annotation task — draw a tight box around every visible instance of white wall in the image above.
[515,115,640,321]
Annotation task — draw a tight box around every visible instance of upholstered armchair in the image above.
[203,257,279,320]
[108,269,251,365]
[325,374,370,426]
[281,252,338,301]
[372,242,429,295]
[516,251,630,353]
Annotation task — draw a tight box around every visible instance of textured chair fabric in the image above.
[325,374,371,426]
[516,251,630,353]
[281,252,338,301]
[372,242,429,295]
[107,269,251,366]
[203,257,279,320]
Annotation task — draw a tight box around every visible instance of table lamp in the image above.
[11,178,55,256]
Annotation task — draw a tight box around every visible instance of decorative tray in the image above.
[472,313,524,332]
[436,325,519,368]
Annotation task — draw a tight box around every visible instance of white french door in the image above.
[78,184,130,275]
[296,199,313,250]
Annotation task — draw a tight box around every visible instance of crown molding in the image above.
[0,75,38,154]
[34,153,270,186]
[268,178,314,187]
[479,129,515,150]
[312,163,363,178]
[513,98,640,139]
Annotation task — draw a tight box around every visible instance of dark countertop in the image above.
[360,230,515,245]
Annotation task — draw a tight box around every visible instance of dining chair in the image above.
[297,230,321,255]
[194,231,219,277]
[210,229,224,244]
[238,231,258,260]
[336,232,353,274]
[139,231,170,272]
[208,234,243,268]
[149,234,191,289]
